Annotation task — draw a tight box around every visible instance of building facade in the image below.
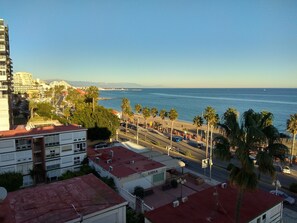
[0,19,13,131]
[0,124,87,186]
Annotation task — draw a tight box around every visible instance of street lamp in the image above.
[272,179,281,193]
[177,178,187,199]
[136,118,139,144]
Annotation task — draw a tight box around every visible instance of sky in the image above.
[1,0,297,88]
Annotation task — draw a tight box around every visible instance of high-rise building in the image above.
[0,19,13,131]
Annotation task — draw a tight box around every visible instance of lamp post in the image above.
[177,178,186,199]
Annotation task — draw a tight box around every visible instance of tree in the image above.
[159,109,167,132]
[142,107,151,129]
[66,87,84,108]
[287,113,297,164]
[214,108,280,223]
[86,86,99,112]
[135,104,142,114]
[121,98,132,133]
[203,106,217,158]
[151,107,158,128]
[0,172,23,192]
[168,108,178,148]
[29,100,37,118]
[193,115,203,143]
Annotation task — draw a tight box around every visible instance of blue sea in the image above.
[99,88,297,133]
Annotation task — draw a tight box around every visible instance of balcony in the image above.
[0,35,4,41]
[0,85,8,91]
[0,26,4,31]
[0,55,5,61]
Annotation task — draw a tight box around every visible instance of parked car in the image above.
[172,136,183,142]
[270,190,295,205]
[282,166,291,174]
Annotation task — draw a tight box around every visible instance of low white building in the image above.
[0,124,87,186]
[88,146,167,193]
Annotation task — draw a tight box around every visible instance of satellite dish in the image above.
[0,187,8,203]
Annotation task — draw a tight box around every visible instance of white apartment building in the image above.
[0,19,13,131]
[0,124,87,186]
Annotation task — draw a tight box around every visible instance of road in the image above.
[118,126,297,211]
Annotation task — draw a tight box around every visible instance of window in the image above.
[1,153,14,162]
[61,145,72,152]
[74,156,80,165]
[74,143,86,152]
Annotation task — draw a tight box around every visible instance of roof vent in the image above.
[109,150,114,158]
[95,157,100,161]
[109,166,113,171]
[106,159,112,164]
[130,160,135,164]
[172,200,179,208]
[181,196,188,203]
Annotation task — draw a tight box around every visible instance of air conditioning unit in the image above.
[109,166,113,171]
[221,183,227,189]
[172,200,179,208]
[106,159,112,164]
[181,196,188,203]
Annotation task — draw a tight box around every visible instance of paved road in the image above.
[118,127,297,211]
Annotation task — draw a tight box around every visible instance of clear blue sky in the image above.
[1,0,297,88]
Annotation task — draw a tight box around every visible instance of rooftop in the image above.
[88,146,165,178]
[0,124,86,139]
[145,184,283,223]
[0,174,127,223]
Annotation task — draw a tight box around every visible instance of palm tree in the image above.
[168,108,178,148]
[135,104,142,114]
[142,107,151,141]
[150,107,158,128]
[214,108,279,223]
[121,98,131,133]
[142,107,151,129]
[193,115,203,143]
[159,109,167,132]
[203,106,217,158]
[86,86,99,112]
[287,113,297,164]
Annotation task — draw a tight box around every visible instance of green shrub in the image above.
[0,172,23,192]
[134,186,145,198]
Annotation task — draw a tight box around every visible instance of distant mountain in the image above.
[45,79,162,88]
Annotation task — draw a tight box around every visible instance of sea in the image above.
[99,88,297,134]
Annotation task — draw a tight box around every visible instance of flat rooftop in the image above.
[0,174,127,223]
[88,146,165,178]
[145,184,283,223]
[0,124,86,139]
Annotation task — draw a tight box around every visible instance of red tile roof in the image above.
[88,146,165,178]
[145,185,283,223]
[0,124,86,139]
[0,174,127,223]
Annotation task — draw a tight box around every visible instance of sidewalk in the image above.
[184,167,221,186]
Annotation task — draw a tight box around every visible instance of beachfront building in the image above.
[0,174,128,223]
[0,19,13,131]
[145,184,283,223]
[0,124,87,186]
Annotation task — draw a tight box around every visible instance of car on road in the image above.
[172,136,183,142]
[281,166,291,174]
[269,190,295,205]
